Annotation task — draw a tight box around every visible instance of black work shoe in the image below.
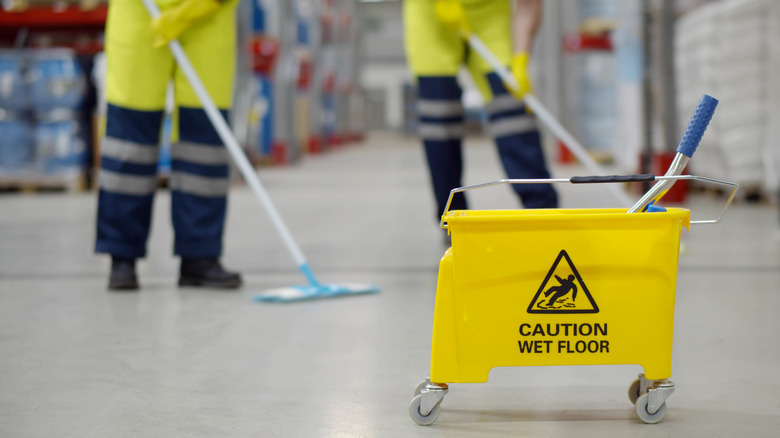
[178,258,242,289]
[109,257,139,291]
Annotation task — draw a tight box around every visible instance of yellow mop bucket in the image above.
[410,175,738,425]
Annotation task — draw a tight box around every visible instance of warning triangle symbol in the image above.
[527,250,599,314]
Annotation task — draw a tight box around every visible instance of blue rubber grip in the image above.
[677,94,718,158]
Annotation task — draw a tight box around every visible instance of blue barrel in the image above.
[0,51,30,111]
[258,75,274,156]
[0,118,33,173]
[29,49,85,114]
[34,119,86,174]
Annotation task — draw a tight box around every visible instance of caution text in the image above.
[517,323,610,354]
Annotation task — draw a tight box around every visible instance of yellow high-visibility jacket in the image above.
[404,0,513,100]
[105,0,239,112]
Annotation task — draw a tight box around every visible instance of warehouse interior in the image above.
[1,0,779,436]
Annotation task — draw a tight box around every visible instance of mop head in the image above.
[252,283,381,303]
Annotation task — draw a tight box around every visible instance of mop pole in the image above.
[466,33,634,207]
[140,0,320,287]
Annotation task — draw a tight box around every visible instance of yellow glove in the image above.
[434,0,470,35]
[151,0,221,48]
[509,52,533,100]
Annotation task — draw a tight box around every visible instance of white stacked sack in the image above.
[675,0,780,195]
[675,3,725,180]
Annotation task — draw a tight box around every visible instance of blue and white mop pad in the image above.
[252,282,381,303]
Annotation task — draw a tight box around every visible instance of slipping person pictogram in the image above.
[527,250,599,314]
[544,274,577,307]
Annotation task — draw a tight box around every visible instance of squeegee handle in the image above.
[677,94,718,158]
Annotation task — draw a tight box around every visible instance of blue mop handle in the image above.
[677,94,718,158]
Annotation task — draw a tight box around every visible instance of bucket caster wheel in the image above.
[629,374,674,423]
[635,393,667,424]
[409,379,447,426]
[409,394,441,426]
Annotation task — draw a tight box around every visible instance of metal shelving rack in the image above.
[0,1,105,192]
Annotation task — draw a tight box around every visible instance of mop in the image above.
[462,32,634,207]
[140,0,379,302]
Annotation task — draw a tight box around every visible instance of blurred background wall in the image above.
[1,0,778,200]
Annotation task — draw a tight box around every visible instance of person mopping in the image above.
[404,0,558,230]
[95,0,241,290]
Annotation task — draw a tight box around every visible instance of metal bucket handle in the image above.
[440,174,739,229]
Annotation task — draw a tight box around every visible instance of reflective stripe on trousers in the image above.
[416,76,467,219]
[484,73,557,209]
[415,74,558,220]
[95,104,230,258]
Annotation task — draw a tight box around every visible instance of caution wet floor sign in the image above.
[527,250,599,314]
[520,250,608,354]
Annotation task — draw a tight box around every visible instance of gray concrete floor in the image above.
[1,132,779,437]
